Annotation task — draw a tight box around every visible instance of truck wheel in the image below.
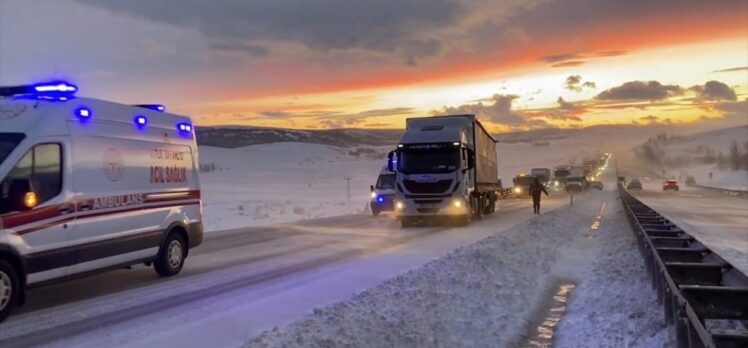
[154,232,187,277]
[473,196,483,220]
[400,218,414,228]
[0,260,20,323]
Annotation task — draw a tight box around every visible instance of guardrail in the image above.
[692,184,748,198]
[619,184,748,348]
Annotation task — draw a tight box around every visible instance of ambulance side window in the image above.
[0,143,62,212]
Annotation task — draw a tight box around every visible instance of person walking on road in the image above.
[529,177,549,214]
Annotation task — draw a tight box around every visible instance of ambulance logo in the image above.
[103,149,124,182]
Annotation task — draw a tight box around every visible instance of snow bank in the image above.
[244,190,661,348]
[554,197,672,347]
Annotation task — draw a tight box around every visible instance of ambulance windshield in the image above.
[0,133,25,167]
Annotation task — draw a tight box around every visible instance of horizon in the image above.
[1,0,747,133]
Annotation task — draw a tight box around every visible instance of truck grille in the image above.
[414,199,443,204]
[403,179,453,194]
[417,208,440,214]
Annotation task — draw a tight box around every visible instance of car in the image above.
[370,166,396,216]
[590,181,604,190]
[565,176,588,193]
[663,180,680,191]
[0,81,202,322]
[627,178,642,190]
[685,176,696,187]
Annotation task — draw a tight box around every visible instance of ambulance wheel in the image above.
[154,232,186,277]
[0,260,20,322]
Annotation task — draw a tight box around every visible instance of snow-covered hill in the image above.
[196,126,401,148]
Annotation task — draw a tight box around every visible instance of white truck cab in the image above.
[0,81,203,321]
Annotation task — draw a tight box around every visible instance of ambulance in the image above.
[0,81,203,321]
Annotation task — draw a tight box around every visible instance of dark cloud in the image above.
[639,115,672,125]
[565,75,596,92]
[596,81,684,101]
[557,97,582,111]
[435,94,538,127]
[690,80,737,101]
[76,0,463,62]
[711,66,748,73]
[714,99,748,121]
[551,61,586,68]
[312,107,415,128]
[258,110,292,118]
[541,53,582,63]
[595,50,628,57]
[210,42,270,57]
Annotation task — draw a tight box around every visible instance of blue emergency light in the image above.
[75,107,92,120]
[135,104,166,112]
[134,115,148,127]
[177,122,193,133]
[0,80,78,101]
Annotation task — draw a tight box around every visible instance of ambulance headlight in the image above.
[370,192,377,199]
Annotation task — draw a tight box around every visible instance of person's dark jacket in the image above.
[528,182,548,199]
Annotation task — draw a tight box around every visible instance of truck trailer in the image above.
[387,114,499,227]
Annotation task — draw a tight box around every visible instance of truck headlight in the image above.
[395,201,404,210]
[514,187,521,193]
[452,199,463,208]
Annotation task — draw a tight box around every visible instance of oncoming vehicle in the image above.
[530,168,551,186]
[685,176,696,187]
[565,176,588,193]
[370,166,396,216]
[512,174,535,197]
[663,180,680,191]
[627,178,642,190]
[0,81,203,321]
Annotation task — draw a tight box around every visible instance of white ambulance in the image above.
[0,81,203,321]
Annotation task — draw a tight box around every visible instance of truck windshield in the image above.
[515,176,534,185]
[0,133,25,167]
[554,169,570,177]
[376,174,396,190]
[399,149,460,174]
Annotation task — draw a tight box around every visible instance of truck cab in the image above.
[512,174,535,198]
[388,114,499,227]
[370,166,396,216]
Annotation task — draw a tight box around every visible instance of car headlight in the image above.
[395,201,404,210]
[514,187,521,193]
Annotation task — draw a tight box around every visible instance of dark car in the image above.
[565,176,588,193]
[590,181,604,190]
[627,178,642,190]
[663,180,679,191]
[685,176,696,187]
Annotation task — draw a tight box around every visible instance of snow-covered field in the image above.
[641,125,748,190]
[245,184,669,348]
[198,140,599,232]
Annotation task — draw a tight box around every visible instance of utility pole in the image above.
[344,177,352,211]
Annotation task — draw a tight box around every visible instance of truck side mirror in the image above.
[387,151,395,172]
[466,149,475,171]
[8,178,36,211]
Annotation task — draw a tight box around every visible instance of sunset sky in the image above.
[1,0,746,133]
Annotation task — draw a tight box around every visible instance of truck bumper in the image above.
[394,196,469,218]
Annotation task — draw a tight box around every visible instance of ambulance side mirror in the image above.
[9,179,36,211]
[370,185,375,192]
[387,151,395,172]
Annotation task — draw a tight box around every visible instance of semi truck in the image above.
[387,114,499,227]
[530,168,551,184]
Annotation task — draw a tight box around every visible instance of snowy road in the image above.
[629,178,748,275]
[0,196,569,348]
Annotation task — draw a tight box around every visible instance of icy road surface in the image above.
[0,196,569,348]
[630,178,748,275]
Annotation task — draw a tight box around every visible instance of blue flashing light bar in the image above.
[33,81,78,94]
[135,104,166,112]
[177,122,193,133]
